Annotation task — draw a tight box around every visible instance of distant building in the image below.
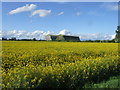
[45,35,80,42]
[115,26,120,43]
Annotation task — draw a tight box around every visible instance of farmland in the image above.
[1,41,120,89]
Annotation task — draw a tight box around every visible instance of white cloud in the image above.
[58,12,64,15]
[43,31,55,35]
[77,33,115,40]
[4,30,28,38]
[31,9,51,17]
[76,12,81,16]
[59,29,71,35]
[9,4,37,15]
[31,30,44,36]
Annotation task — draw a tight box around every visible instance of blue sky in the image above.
[2,2,118,40]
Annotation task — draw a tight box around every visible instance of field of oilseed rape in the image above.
[1,41,120,89]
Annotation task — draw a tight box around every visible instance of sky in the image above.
[1,2,119,40]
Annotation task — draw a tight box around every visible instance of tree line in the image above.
[1,37,116,43]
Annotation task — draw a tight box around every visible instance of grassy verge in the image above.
[83,75,120,89]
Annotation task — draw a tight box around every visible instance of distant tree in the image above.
[94,40,101,42]
[85,40,93,42]
[111,39,115,42]
[9,37,16,41]
[33,38,36,41]
[2,37,7,40]
[20,39,32,41]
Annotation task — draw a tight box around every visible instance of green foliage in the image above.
[33,38,36,41]
[83,75,120,88]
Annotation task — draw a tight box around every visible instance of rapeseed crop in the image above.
[1,41,120,88]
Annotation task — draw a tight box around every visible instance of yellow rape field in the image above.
[1,41,120,89]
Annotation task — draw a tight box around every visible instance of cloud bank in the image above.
[1,29,115,40]
[2,30,53,40]
[77,33,115,40]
